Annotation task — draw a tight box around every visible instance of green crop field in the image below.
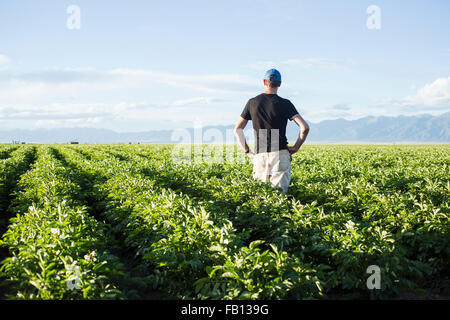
[0,144,448,300]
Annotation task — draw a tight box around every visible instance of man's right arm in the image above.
[287,114,310,154]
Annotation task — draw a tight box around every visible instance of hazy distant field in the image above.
[0,144,448,299]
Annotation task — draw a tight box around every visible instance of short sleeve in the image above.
[240,99,252,120]
[285,100,299,121]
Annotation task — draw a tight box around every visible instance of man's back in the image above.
[241,93,299,153]
[233,68,309,194]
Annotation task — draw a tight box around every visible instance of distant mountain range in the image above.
[1,112,449,144]
[303,112,449,143]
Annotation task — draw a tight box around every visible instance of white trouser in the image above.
[252,149,292,194]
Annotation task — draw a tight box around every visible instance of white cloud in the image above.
[0,54,9,64]
[34,118,103,128]
[171,97,228,106]
[0,96,229,125]
[381,77,450,109]
[331,103,351,111]
[2,100,234,130]
[0,67,258,106]
[0,77,121,105]
[303,108,365,123]
[249,58,354,70]
[0,103,115,121]
[110,68,258,93]
[4,67,258,93]
[0,54,10,69]
[17,67,114,83]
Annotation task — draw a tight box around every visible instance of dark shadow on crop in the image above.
[0,146,37,299]
[0,146,19,160]
[50,146,176,300]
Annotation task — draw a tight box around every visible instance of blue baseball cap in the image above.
[264,69,282,82]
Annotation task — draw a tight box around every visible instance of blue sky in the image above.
[0,0,449,132]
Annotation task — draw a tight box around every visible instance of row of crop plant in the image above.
[0,146,125,299]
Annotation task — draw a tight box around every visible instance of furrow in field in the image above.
[0,146,125,299]
[0,146,37,225]
[103,145,450,298]
[102,146,296,247]
[0,146,19,160]
[56,145,322,299]
[49,146,171,299]
[0,146,37,298]
[56,145,243,298]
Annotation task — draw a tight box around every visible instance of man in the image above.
[234,69,310,194]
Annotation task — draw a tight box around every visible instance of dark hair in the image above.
[266,80,281,88]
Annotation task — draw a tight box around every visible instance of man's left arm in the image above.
[287,114,310,154]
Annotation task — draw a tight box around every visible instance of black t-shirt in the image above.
[241,93,299,153]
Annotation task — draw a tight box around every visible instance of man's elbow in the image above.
[234,127,243,137]
[301,125,310,135]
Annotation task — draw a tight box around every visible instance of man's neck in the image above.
[264,88,278,95]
